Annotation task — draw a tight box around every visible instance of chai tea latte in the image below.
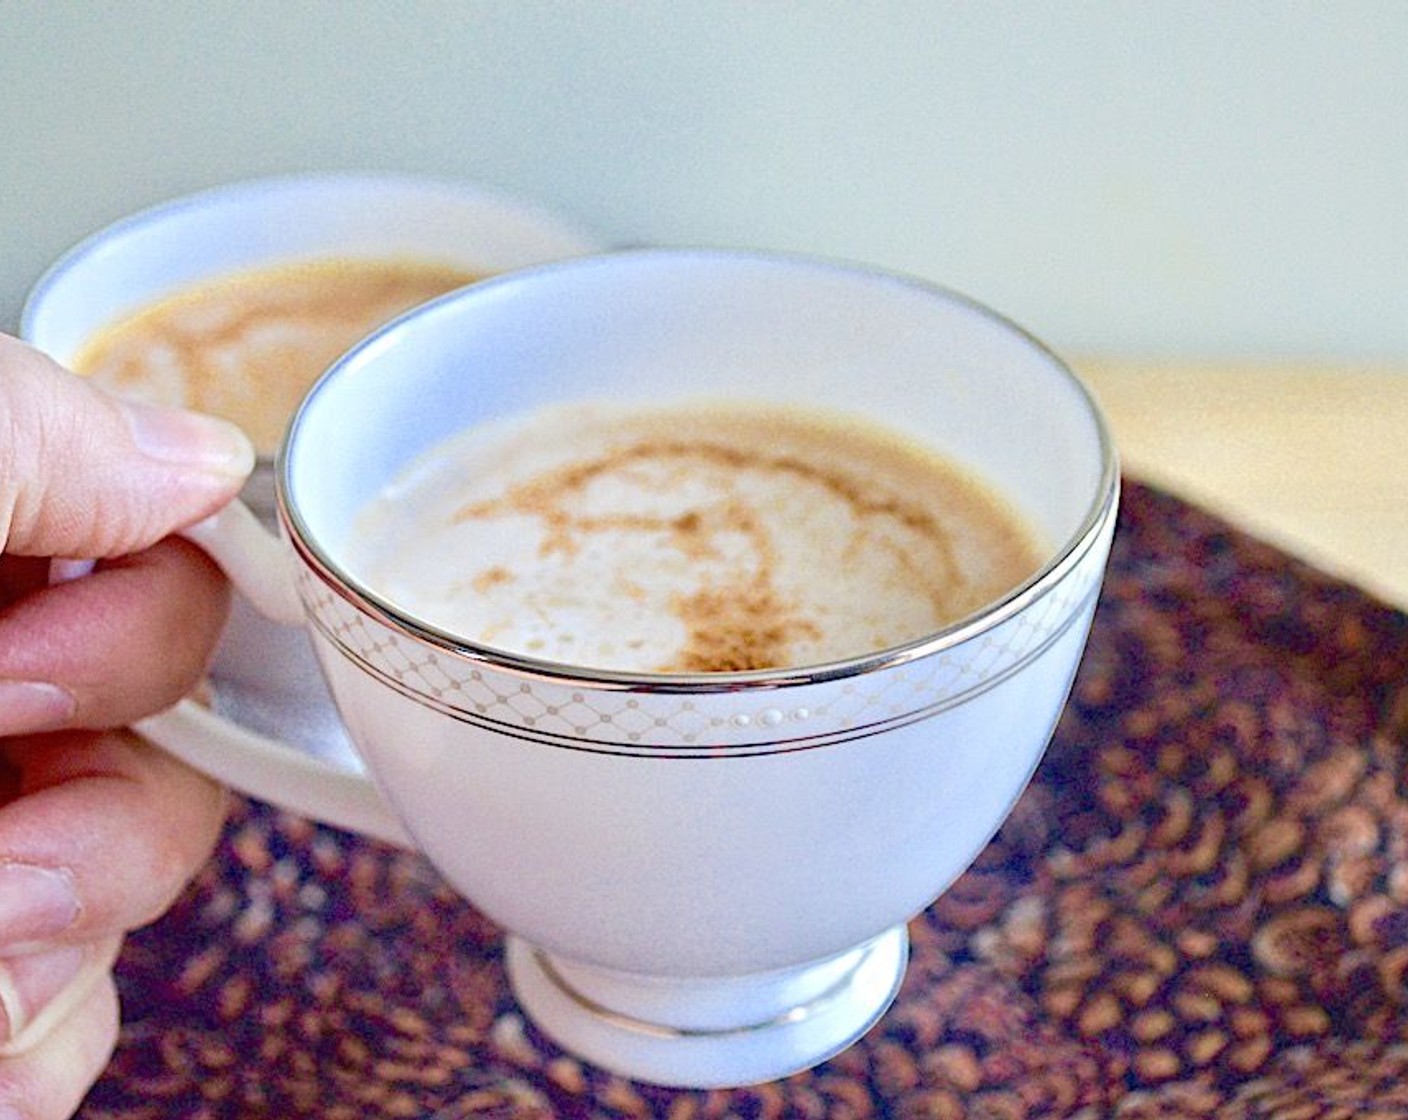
[73,256,477,454]
[346,402,1045,674]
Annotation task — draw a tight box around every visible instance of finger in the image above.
[0,935,122,1056]
[0,334,254,560]
[0,538,229,731]
[0,962,118,1120]
[0,730,227,948]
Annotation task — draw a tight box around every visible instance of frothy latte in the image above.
[73,256,476,454]
[347,402,1045,674]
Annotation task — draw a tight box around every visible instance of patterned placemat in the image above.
[80,480,1408,1118]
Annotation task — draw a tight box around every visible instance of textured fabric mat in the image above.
[80,480,1408,1118]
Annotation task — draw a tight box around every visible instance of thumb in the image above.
[0,335,255,560]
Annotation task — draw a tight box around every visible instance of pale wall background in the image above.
[3,2,1406,363]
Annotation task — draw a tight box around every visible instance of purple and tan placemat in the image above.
[81,479,1408,1118]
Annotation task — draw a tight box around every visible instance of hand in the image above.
[0,334,254,1118]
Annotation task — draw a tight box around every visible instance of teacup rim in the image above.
[277,247,1121,692]
[18,168,603,360]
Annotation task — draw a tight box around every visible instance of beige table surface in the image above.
[1075,359,1408,614]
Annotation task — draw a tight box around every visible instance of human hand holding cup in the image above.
[35,244,1120,1088]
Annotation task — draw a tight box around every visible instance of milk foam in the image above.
[73,257,475,454]
[346,402,1044,674]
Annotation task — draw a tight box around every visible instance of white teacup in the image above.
[67,248,1121,1087]
[21,173,601,780]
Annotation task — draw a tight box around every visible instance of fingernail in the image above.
[121,399,255,478]
[0,680,75,737]
[0,945,86,1048]
[0,865,80,948]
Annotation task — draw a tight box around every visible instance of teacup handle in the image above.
[134,501,414,849]
[180,500,305,625]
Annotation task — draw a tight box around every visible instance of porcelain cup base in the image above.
[504,926,909,1088]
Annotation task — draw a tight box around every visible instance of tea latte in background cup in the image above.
[71,255,479,456]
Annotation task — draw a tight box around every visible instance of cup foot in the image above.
[504,926,908,1088]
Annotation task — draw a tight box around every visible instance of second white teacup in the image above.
[21,173,601,768]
